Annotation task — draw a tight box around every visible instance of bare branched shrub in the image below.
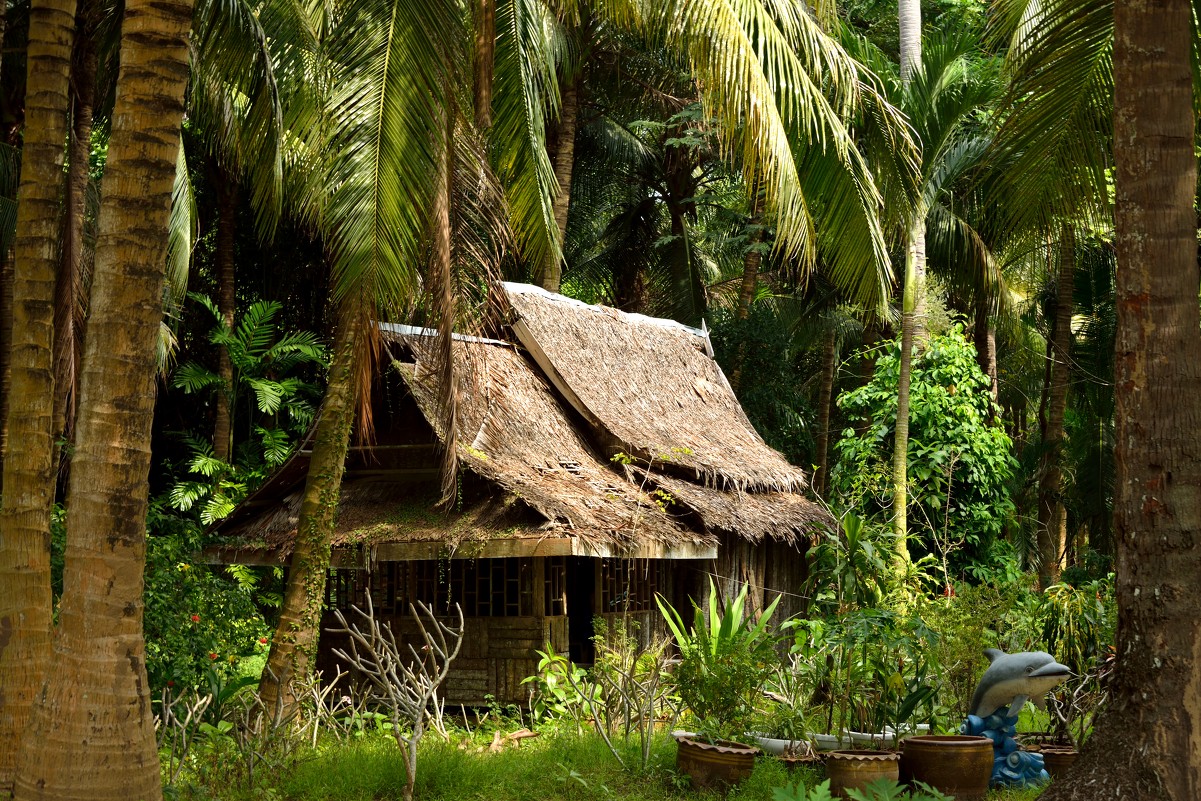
[328,595,465,801]
[563,625,679,771]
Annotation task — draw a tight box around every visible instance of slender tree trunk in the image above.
[0,247,12,487]
[1041,2,1201,797]
[730,191,763,392]
[473,0,495,130]
[1037,225,1075,590]
[260,299,361,714]
[891,0,922,564]
[898,0,921,83]
[973,292,998,404]
[433,99,458,506]
[891,220,924,564]
[12,0,194,794]
[814,327,837,497]
[539,78,577,293]
[50,12,98,482]
[213,176,237,462]
[0,0,76,791]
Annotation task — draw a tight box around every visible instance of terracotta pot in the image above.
[901,735,993,801]
[825,750,901,799]
[675,736,760,790]
[1038,746,1079,779]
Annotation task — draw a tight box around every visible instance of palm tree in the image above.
[988,0,1114,585]
[847,29,1002,563]
[0,0,77,789]
[11,0,196,794]
[494,0,902,307]
[255,0,463,707]
[891,0,924,564]
[1041,0,1201,796]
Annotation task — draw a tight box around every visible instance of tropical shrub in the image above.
[142,503,271,690]
[831,325,1017,574]
[658,581,780,741]
[170,294,326,523]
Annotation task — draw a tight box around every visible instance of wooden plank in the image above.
[374,539,575,561]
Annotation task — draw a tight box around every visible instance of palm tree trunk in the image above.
[891,220,924,564]
[1036,225,1074,590]
[12,0,194,794]
[898,0,921,83]
[973,291,998,404]
[814,326,837,497]
[260,299,361,714]
[0,0,76,791]
[539,77,578,293]
[891,0,922,565]
[473,0,495,130]
[213,175,237,462]
[50,13,98,481]
[1041,2,1201,797]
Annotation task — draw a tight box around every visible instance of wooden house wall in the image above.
[316,611,568,705]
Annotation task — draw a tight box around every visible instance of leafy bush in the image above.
[831,325,1017,574]
[658,581,780,742]
[143,503,271,690]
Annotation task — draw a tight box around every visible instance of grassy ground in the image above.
[274,731,1048,801]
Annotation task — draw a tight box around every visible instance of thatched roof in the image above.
[399,336,715,553]
[209,287,832,563]
[498,283,810,493]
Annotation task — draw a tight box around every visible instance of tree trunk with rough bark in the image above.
[973,291,998,404]
[259,301,361,714]
[539,78,577,293]
[1041,2,1201,797]
[11,0,194,794]
[50,8,98,481]
[814,327,837,497]
[213,175,238,462]
[1037,225,1074,589]
[473,0,495,130]
[0,0,76,791]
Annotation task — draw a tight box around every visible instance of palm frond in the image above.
[492,0,564,269]
[988,0,1113,231]
[191,0,286,236]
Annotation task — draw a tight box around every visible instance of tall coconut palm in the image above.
[0,0,77,790]
[494,0,904,308]
[1041,0,1201,796]
[256,0,463,707]
[11,0,195,794]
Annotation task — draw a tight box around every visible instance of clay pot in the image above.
[900,735,993,801]
[675,736,760,790]
[825,750,901,798]
[1038,746,1079,779]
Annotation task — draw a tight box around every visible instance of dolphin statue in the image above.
[968,649,1072,718]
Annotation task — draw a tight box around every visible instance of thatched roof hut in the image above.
[208,284,831,702]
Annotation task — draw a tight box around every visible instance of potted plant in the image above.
[658,580,780,789]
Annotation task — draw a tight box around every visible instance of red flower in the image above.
[259,637,269,644]
[942,584,956,597]
[191,614,200,623]
[209,653,218,660]
[167,680,175,687]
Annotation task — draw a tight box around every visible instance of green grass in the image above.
[176,727,1049,801]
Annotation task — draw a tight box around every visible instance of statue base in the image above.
[960,708,1050,788]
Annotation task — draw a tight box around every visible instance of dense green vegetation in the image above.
[0,0,1198,795]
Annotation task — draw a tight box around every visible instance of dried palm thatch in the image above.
[498,282,809,493]
[399,336,714,553]
[220,477,546,557]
